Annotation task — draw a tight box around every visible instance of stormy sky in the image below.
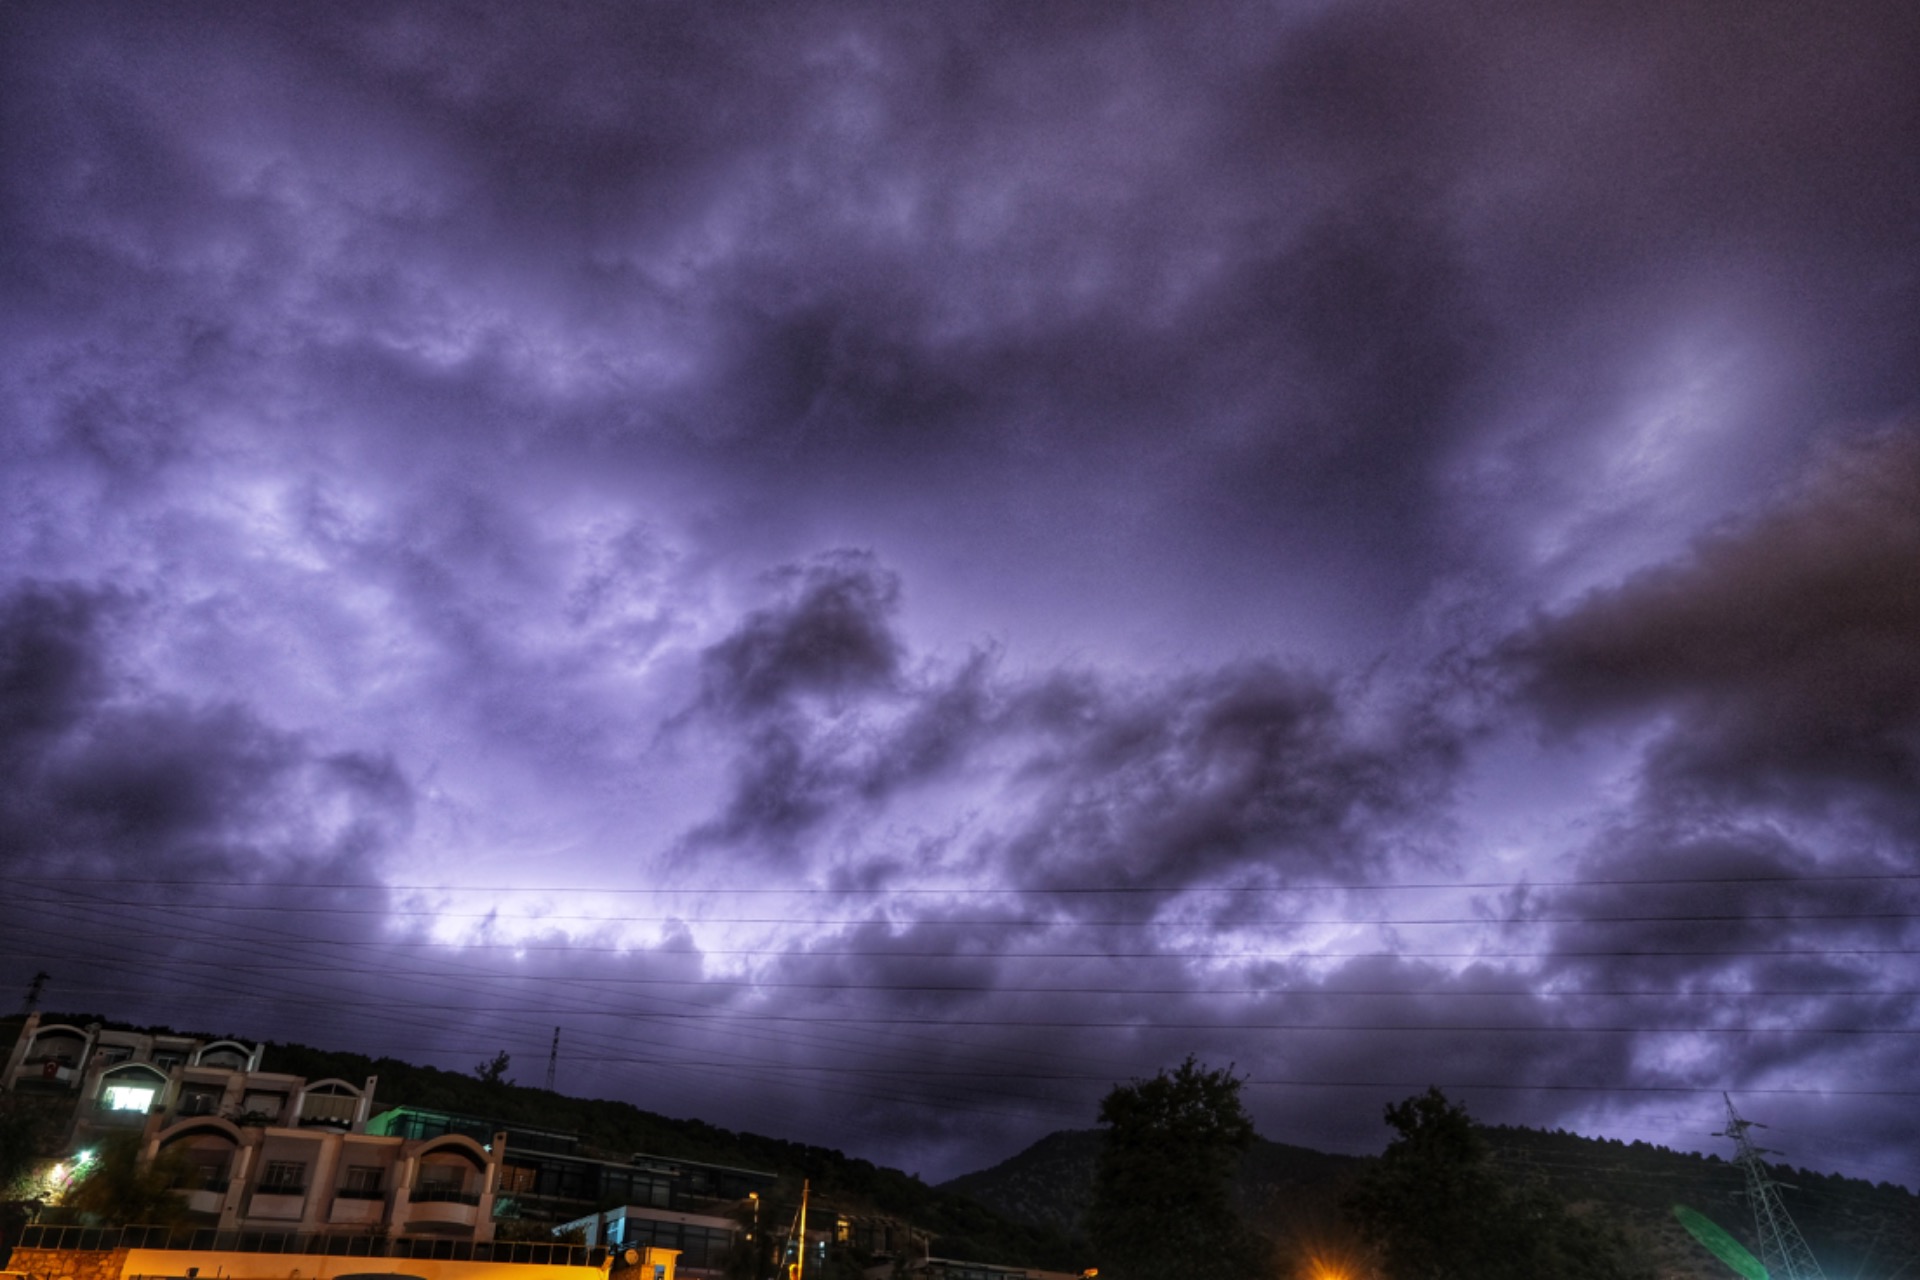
[3,1,1918,1188]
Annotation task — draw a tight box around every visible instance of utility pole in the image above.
[1718,1094,1828,1280]
[545,1026,560,1092]
[790,1179,809,1280]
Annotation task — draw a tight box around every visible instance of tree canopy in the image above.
[1344,1088,1654,1280]
[0,1093,64,1200]
[58,1133,193,1228]
[1087,1057,1267,1280]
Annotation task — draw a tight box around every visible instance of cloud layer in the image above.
[2,0,1916,1186]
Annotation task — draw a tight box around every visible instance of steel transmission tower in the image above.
[1717,1094,1827,1280]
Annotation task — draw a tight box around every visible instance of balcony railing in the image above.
[89,1105,150,1127]
[298,1094,358,1127]
[332,1185,385,1200]
[16,1224,593,1265]
[407,1185,480,1205]
[170,1176,231,1194]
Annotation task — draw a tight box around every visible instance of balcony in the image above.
[249,1189,308,1221]
[90,1102,150,1128]
[298,1093,359,1128]
[328,1195,386,1227]
[401,1195,480,1231]
[170,1169,231,1193]
[181,1186,226,1216]
[20,1059,80,1088]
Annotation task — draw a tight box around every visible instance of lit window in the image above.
[104,1085,156,1112]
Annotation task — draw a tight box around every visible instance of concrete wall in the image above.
[7,1247,124,1280]
[122,1251,614,1280]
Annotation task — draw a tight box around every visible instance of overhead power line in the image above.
[6,871,1918,894]
[3,875,1915,1160]
[8,896,1917,927]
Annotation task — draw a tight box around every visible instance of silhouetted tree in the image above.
[0,1094,63,1199]
[1087,1057,1267,1280]
[474,1050,513,1086]
[1344,1088,1653,1280]
[59,1133,193,1227]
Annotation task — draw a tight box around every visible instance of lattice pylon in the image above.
[1718,1094,1827,1280]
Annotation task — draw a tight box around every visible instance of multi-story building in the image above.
[3,1014,502,1241]
[367,1107,777,1279]
[3,1014,261,1111]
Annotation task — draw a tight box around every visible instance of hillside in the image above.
[940,1120,1920,1279]
[941,1129,1104,1236]
[1481,1126,1920,1280]
[941,1128,1366,1250]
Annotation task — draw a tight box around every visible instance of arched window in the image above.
[100,1064,168,1113]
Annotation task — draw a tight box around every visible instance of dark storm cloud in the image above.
[0,584,409,875]
[661,550,1485,1164]
[1513,427,1920,834]
[701,553,904,716]
[9,0,1914,607]
[1527,825,1914,997]
[0,580,421,1032]
[987,661,1460,896]
[1245,954,1642,1141]
[1526,834,1916,1097]
[1497,432,1920,1163]
[4,0,1920,1187]
[680,552,1464,897]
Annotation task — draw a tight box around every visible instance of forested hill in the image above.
[1479,1125,1920,1280]
[939,1128,1365,1242]
[939,1121,1920,1279]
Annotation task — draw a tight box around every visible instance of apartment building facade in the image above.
[3,1014,502,1241]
